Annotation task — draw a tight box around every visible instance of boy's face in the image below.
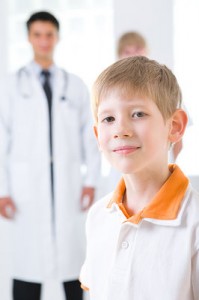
[94,89,174,175]
[28,21,59,61]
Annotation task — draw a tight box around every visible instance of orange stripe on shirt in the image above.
[107,164,189,224]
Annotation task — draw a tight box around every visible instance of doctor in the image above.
[0,11,100,300]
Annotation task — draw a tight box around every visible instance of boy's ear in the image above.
[168,109,188,143]
[93,126,98,138]
[93,125,102,151]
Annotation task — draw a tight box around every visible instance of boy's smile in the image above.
[95,88,172,175]
[113,145,139,155]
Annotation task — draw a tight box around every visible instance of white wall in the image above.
[113,0,174,69]
[0,1,8,81]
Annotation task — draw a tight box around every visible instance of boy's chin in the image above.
[112,163,135,175]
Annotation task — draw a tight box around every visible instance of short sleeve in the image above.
[79,259,90,291]
[79,210,92,292]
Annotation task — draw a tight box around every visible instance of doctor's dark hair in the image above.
[92,56,182,123]
[26,11,59,31]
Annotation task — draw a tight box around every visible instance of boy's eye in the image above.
[102,116,115,123]
[132,111,146,118]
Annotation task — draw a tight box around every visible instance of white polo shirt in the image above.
[80,165,199,300]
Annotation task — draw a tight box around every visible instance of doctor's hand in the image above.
[0,197,16,219]
[80,187,95,211]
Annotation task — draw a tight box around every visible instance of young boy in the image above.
[80,56,199,300]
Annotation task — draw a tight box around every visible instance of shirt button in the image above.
[121,241,129,249]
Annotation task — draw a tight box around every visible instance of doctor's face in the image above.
[28,21,59,61]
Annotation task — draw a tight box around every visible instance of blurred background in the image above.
[0,0,199,299]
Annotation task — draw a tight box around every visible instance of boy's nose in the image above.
[114,133,130,138]
[113,122,132,138]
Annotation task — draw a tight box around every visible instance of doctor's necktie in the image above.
[41,70,52,108]
[41,69,54,206]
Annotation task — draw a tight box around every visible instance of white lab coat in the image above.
[0,63,100,282]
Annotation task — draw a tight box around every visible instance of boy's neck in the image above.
[122,166,171,215]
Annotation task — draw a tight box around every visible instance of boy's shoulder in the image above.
[86,191,118,238]
[89,192,114,217]
[86,192,117,229]
[186,185,199,216]
[177,184,199,235]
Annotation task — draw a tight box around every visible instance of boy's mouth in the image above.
[113,145,139,155]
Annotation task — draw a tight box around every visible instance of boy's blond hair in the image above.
[117,31,148,57]
[92,56,182,123]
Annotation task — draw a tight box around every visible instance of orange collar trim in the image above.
[107,164,189,224]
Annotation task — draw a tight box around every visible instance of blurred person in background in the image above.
[0,11,100,300]
[117,31,148,59]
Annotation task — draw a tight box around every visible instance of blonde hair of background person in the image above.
[116,31,182,162]
[80,56,199,300]
[117,31,148,59]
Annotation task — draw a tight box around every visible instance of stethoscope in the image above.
[17,67,68,101]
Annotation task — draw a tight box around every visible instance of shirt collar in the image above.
[29,60,56,79]
[107,164,189,224]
